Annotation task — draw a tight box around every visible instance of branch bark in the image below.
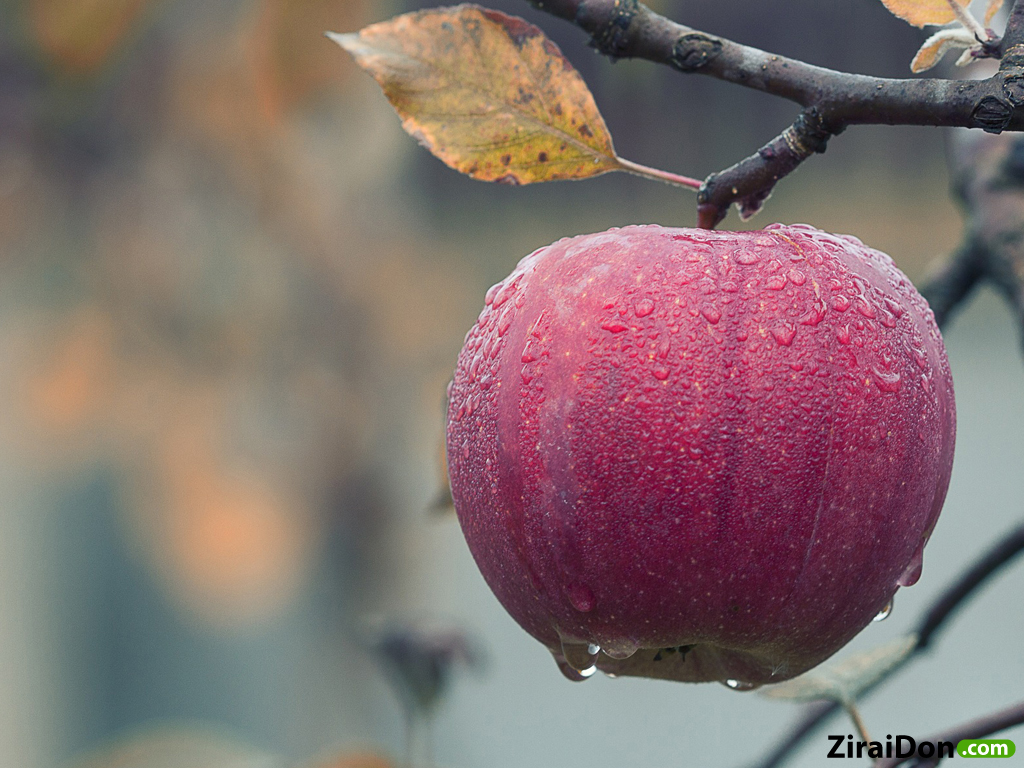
[528,0,1024,226]
[874,699,1024,767]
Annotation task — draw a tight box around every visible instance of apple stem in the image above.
[613,156,703,190]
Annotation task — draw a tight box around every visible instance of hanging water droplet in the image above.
[873,599,893,622]
[551,649,595,682]
[602,639,639,660]
[560,638,600,675]
[721,678,757,691]
[898,550,924,587]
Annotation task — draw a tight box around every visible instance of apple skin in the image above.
[446,224,955,687]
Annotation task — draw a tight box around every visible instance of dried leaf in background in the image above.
[878,0,970,27]
[878,0,1001,28]
[330,4,622,185]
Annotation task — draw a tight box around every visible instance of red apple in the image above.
[446,224,955,687]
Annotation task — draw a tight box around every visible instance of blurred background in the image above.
[0,0,1022,766]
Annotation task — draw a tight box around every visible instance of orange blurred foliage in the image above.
[28,0,157,75]
[24,307,118,432]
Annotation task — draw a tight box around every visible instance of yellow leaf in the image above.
[910,29,974,72]
[329,4,621,184]
[985,0,1003,25]
[878,0,969,28]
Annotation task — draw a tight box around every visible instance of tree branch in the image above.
[528,0,1024,226]
[919,129,1024,348]
[874,699,1024,768]
[741,522,1024,768]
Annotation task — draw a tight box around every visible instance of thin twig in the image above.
[874,699,1024,768]
[845,701,873,745]
[741,522,1024,768]
[527,0,1024,225]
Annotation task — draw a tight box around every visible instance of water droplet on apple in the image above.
[567,582,595,612]
[560,638,600,675]
[551,649,596,681]
[873,368,902,393]
[831,295,851,312]
[722,678,757,691]
[734,250,759,265]
[602,639,639,660]
[484,282,501,306]
[771,325,796,346]
[898,550,924,587]
[873,599,893,622]
[701,306,722,324]
[601,321,628,333]
[855,297,877,319]
[635,298,655,317]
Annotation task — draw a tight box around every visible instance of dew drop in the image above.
[722,679,758,691]
[701,306,722,324]
[873,599,893,622]
[602,640,639,660]
[898,550,924,587]
[635,298,655,317]
[772,325,796,346]
[920,373,931,394]
[484,282,501,306]
[788,268,807,286]
[567,582,595,612]
[601,321,629,333]
[873,368,902,393]
[855,297,877,319]
[551,649,596,682]
[837,326,851,345]
[653,367,670,381]
[910,346,928,370]
[734,249,759,265]
[560,638,600,675]
[831,295,851,312]
[884,297,905,319]
[766,275,787,291]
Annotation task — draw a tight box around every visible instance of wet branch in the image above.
[742,522,1024,768]
[920,129,1024,350]
[874,699,1024,768]
[528,0,1024,227]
